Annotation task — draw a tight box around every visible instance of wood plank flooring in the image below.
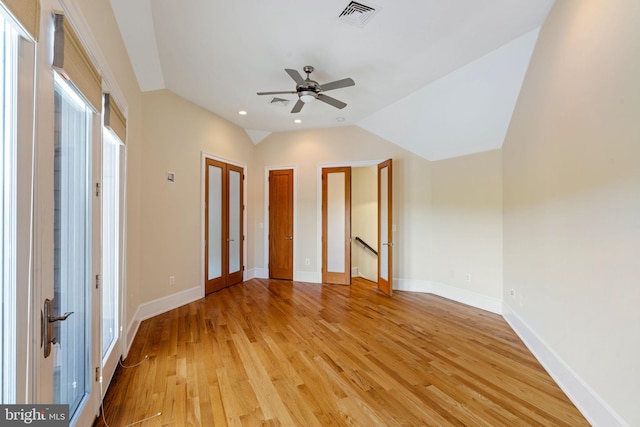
[94,278,588,426]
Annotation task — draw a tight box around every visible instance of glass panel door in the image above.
[1,7,36,405]
[0,13,18,403]
[377,159,393,296]
[321,167,351,285]
[205,159,224,294]
[204,158,243,293]
[228,169,241,274]
[100,127,123,391]
[101,130,120,359]
[327,172,346,273]
[226,165,243,286]
[52,75,93,420]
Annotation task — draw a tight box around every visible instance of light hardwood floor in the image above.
[94,278,588,426]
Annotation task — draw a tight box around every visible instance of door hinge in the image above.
[95,366,101,383]
[95,274,101,289]
[96,182,101,197]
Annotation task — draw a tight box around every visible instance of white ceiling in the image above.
[109,0,554,160]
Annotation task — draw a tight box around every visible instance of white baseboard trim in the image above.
[245,268,266,280]
[244,268,320,283]
[124,286,203,355]
[125,310,140,357]
[394,279,502,314]
[294,271,322,283]
[503,304,629,427]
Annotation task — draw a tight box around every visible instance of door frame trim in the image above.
[315,160,387,284]
[200,152,248,296]
[263,165,297,280]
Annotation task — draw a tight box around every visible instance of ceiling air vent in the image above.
[270,97,290,106]
[338,1,379,28]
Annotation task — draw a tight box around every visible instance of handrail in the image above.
[355,236,377,256]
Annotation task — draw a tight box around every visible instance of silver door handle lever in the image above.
[49,312,74,323]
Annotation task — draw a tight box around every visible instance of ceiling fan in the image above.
[257,66,355,113]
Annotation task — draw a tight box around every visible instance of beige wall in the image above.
[134,113,504,305]
[28,1,637,422]
[254,126,429,282]
[431,150,503,299]
[73,0,144,339]
[252,126,503,300]
[140,90,256,301]
[503,1,640,425]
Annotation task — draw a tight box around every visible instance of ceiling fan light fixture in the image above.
[299,91,317,103]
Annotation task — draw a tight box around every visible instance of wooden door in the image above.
[227,163,244,287]
[322,167,351,285]
[205,158,243,294]
[377,159,393,295]
[269,169,294,280]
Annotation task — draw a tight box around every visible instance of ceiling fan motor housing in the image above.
[257,65,354,112]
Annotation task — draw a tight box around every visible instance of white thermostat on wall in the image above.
[167,171,175,183]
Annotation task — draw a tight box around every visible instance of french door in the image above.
[322,167,351,285]
[205,158,244,294]
[377,159,393,295]
[36,74,102,426]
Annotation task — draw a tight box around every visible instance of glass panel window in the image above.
[0,11,18,404]
[101,128,121,360]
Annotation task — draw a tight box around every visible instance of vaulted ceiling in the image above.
[109,0,554,160]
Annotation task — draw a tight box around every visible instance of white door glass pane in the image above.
[0,15,17,403]
[208,165,222,280]
[327,172,345,273]
[228,169,240,274]
[53,78,92,418]
[101,130,120,359]
[379,166,389,281]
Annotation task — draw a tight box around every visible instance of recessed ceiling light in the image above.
[336,117,345,122]
[238,110,247,115]
[294,119,302,124]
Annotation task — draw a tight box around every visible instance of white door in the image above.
[36,73,102,426]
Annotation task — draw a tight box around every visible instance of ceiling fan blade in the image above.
[317,94,347,109]
[320,78,355,92]
[257,91,296,95]
[291,99,304,113]
[285,69,306,86]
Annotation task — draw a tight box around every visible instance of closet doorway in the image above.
[269,169,294,280]
[205,158,244,294]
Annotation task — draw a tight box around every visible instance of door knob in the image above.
[285,236,293,240]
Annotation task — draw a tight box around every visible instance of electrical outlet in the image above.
[304,258,310,266]
[510,289,516,298]
[465,273,471,282]
[169,275,175,286]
